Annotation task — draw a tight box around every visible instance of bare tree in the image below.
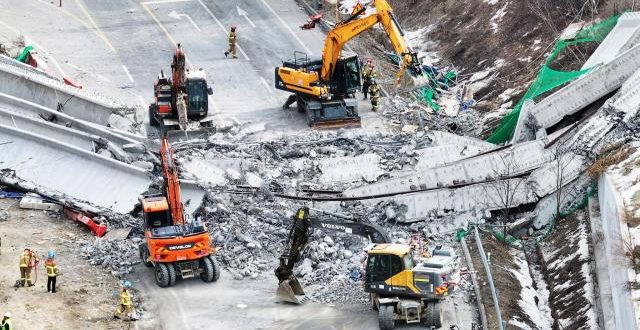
[480,152,528,236]
[552,144,572,221]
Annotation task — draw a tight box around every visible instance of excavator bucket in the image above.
[276,278,309,304]
[310,117,362,130]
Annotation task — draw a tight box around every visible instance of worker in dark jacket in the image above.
[224,26,238,59]
[368,79,381,112]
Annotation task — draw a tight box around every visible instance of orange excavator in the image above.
[149,43,213,131]
[138,137,219,287]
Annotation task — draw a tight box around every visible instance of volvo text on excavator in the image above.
[275,207,460,330]
[275,0,422,129]
[149,43,214,131]
[138,137,220,287]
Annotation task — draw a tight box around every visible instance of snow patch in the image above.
[490,2,510,33]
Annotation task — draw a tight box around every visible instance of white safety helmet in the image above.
[3,312,10,318]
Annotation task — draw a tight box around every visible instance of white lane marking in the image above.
[138,95,148,108]
[236,6,256,28]
[140,2,194,70]
[168,10,202,31]
[258,0,312,55]
[260,77,274,95]
[32,42,67,77]
[142,0,192,4]
[196,0,250,61]
[208,96,224,126]
[122,65,134,82]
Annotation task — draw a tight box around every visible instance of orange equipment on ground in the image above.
[138,137,220,287]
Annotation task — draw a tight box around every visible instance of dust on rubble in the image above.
[0,199,126,329]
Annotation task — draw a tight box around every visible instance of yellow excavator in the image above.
[275,0,422,129]
[275,207,460,329]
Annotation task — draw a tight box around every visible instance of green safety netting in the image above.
[486,14,621,144]
[16,45,33,63]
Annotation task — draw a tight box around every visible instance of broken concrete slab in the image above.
[0,123,151,214]
[19,193,62,211]
[318,153,384,183]
[513,43,640,143]
[0,56,121,125]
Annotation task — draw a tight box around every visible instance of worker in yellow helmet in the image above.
[19,248,38,287]
[114,280,137,321]
[45,250,59,293]
[224,26,238,59]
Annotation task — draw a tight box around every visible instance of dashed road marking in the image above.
[260,77,274,95]
[74,0,117,53]
[138,95,148,108]
[140,1,194,70]
[122,65,134,82]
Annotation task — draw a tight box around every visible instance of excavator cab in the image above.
[184,70,212,119]
[328,54,361,96]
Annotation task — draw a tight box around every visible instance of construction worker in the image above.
[1,312,12,330]
[361,59,377,100]
[45,250,59,293]
[368,79,381,112]
[114,280,136,321]
[19,248,38,287]
[224,26,238,59]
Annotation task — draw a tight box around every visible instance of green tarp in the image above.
[486,14,621,144]
[16,45,33,63]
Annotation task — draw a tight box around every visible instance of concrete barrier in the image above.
[0,92,145,147]
[0,58,121,125]
[593,174,638,329]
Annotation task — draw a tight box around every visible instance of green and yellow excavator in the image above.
[275,207,460,329]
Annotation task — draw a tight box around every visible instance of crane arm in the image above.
[160,137,184,225]
[320,0,421,81]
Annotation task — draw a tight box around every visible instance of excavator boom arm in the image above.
[275,207,390,302]
[160,137,184,225]
[320,0,419,81]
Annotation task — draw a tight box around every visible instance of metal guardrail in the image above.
[474,226,505,330]
[460,237,489,330]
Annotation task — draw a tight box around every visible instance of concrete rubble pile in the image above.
[80,236,141,277]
